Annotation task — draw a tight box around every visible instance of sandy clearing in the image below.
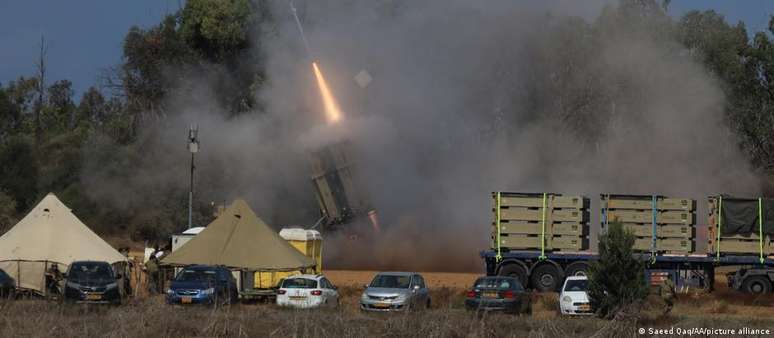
[325,270,481,289]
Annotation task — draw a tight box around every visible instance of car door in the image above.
[322,278,338,306]
[216,268,229,299]
[409,275,421,306]
[416,275,429,305]
[318,278,329,304]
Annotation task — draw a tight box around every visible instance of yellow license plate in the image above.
[181,296,193,304]
[289,296,307,300]
[373,303,390,308]
[86,294,102,301]
[483,291,498,298]
[579,304,591,311]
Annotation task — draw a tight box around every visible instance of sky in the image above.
[0,0,183,96]
[0,0,772,99]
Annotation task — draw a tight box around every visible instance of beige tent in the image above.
[0,193,127,294]
[162,199,315,271]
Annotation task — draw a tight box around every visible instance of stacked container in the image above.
[601,194,696,254]
[708,196,774,256]
[492,192,590,252]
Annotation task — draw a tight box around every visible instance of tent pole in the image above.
[44,260,48,298]
[188,151,194,230]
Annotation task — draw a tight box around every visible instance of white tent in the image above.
[0,193,126,294]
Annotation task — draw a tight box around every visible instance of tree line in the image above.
[0,0,772,242]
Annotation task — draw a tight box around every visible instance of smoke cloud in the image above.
[84,0,759,272]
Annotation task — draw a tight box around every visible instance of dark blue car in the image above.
[166,265,238,305]
[63,261,122,304]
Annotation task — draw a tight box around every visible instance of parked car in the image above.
[63,261,122,304]
[360,272,430,312]
[559,276,593,315]
[464,276,531,314]
[0,269,14,298]
[276,274,339,308]
[166,265,238,305]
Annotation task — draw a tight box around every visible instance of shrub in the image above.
[588,221,649,318]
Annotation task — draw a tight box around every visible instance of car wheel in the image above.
[531,264,561,292]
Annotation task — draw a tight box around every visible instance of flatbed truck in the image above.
[481,249,774,294]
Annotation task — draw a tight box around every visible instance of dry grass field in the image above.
[1,270,774,337]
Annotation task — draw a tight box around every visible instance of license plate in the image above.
[181,296,192,304]
[289,296,307,300]
[483,291,498,298]
[579,304,591,311]
[372,303,390,308]
[86,294,102,301]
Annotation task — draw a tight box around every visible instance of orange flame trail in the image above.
[312,62,343,124]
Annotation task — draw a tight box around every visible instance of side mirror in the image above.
[363,284,369,289]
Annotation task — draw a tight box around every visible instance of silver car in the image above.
[360,272,430,312]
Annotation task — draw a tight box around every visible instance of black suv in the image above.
[63,261,122,304]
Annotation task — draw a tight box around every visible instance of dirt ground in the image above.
[325,270,480,289]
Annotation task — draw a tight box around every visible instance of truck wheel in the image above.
[742,276,772,294]
[564,262,590,277]
[499,264,527,287]
[530,264,561,292]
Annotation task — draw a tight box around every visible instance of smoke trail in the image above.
[289,0,312,59]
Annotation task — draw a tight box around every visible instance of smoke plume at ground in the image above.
[84,0,759,271]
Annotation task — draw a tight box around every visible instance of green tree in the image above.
[0,136,39,212]
[180,0,252,63]
[44,79,77,133]
[0,85,21,142]
[121,14,193,125]
[588,222,649,319]
[0,190,17,235]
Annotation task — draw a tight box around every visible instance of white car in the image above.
[559,276,593,315]
[276,274,339,309]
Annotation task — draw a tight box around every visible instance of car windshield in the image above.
[68,263,113,281]
[370,275,411,289]
[176,269,218,282]
[473,278,523,291]
[564,279,588,292]
[282,278,317,289]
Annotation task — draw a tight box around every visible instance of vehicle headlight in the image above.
[361,293,369,300]
[106,282,118,290]
[562,296,572,303]
[166,289,174,295]
[395,294,407,301]
[202,288,215,295]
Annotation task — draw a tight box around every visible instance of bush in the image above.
[588,221,649,318]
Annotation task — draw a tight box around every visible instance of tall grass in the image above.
[3,286,774,338]
[0,298,619,338]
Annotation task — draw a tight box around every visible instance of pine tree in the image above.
[588,221,649,318]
